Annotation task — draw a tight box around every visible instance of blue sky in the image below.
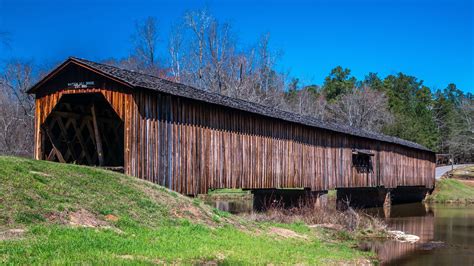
[1,0,473,93]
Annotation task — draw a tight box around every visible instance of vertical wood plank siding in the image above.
[35,86,435,195]
[125,90,434,195]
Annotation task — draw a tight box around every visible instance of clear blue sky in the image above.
[1,0,472,93]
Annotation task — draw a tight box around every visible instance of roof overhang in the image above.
[27,57,134,94]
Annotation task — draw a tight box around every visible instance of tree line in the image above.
[0,8,472,162]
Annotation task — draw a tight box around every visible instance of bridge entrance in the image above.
[40,93,124,168]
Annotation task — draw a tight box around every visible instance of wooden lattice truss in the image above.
[41,94,124,167]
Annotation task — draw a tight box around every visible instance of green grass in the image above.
[0,156,371,264]
[426,178,474,204]
[328,189,337,200]
[1,223,367,264]
[449,166,474,179]
[206,188,251,200]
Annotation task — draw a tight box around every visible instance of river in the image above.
[206,198,474,265]
[362,203,474,265]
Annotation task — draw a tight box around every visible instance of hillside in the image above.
[0,156,371,264]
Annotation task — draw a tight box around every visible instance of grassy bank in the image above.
[0,156,373,264]
[200,188,252,201]
[446,165,474,179]
[426,178,474,204]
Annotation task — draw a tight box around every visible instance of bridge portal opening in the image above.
[41,93,124,168]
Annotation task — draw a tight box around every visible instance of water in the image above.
[362,203,474,265]
[203,198,253,214]
[206,198,474,265]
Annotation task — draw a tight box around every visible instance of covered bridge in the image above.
[28,57,435,205]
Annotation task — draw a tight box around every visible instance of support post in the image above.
[91,104,104,166]
[41,125,66,163]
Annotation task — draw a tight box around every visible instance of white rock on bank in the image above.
[388,230,420,243]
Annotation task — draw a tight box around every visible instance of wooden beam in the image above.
[91,104,105,166]
[54,116,78,163]
[68,118,94,165]
[52,110,117,123]
[41,125,66,163]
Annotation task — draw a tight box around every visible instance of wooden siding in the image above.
[33,64,435,195]
[127,90,435,195]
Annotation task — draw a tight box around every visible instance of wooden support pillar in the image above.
[41,125,66,163]
[91,104,104,166]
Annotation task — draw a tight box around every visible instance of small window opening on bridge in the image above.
[352,149,374,173]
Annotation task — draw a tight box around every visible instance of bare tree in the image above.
[184,8,212,89]
[168,23,184,82]
[132,17,160,68]
[241,33,286,108]
[288,85,328,121]
[0,60,36,156]
[327,86,392,132]
[459,97,474,134]
[1,60,35,116]
[206,20,235,94]
[448,97,474,162]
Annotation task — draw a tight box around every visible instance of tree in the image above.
[322,66,356,102]
[1,60,35,115]
[434,85,473,162]
[184,8,212,89]
[132,17,160,68]
[328,86,392,132]
[170,10,287,108]
[362,72,384,91]
[0,60,36,156]
[448,97,474,162]
[382,73,439,149]
[433,90,455,152]
[168,23,184,82]
[288,85,327,120]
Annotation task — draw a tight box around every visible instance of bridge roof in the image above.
[28,57,431,152]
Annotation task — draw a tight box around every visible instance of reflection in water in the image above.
[362,203,474,265]
[204,198,253,214]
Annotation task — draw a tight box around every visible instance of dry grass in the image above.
[245,199,387,238]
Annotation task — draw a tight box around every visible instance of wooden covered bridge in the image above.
[28,57,436,207]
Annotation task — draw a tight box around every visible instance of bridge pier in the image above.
[391,186,430,204]
[336,187,391,210]
[251,189,328,211]
[336,186,431,213]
